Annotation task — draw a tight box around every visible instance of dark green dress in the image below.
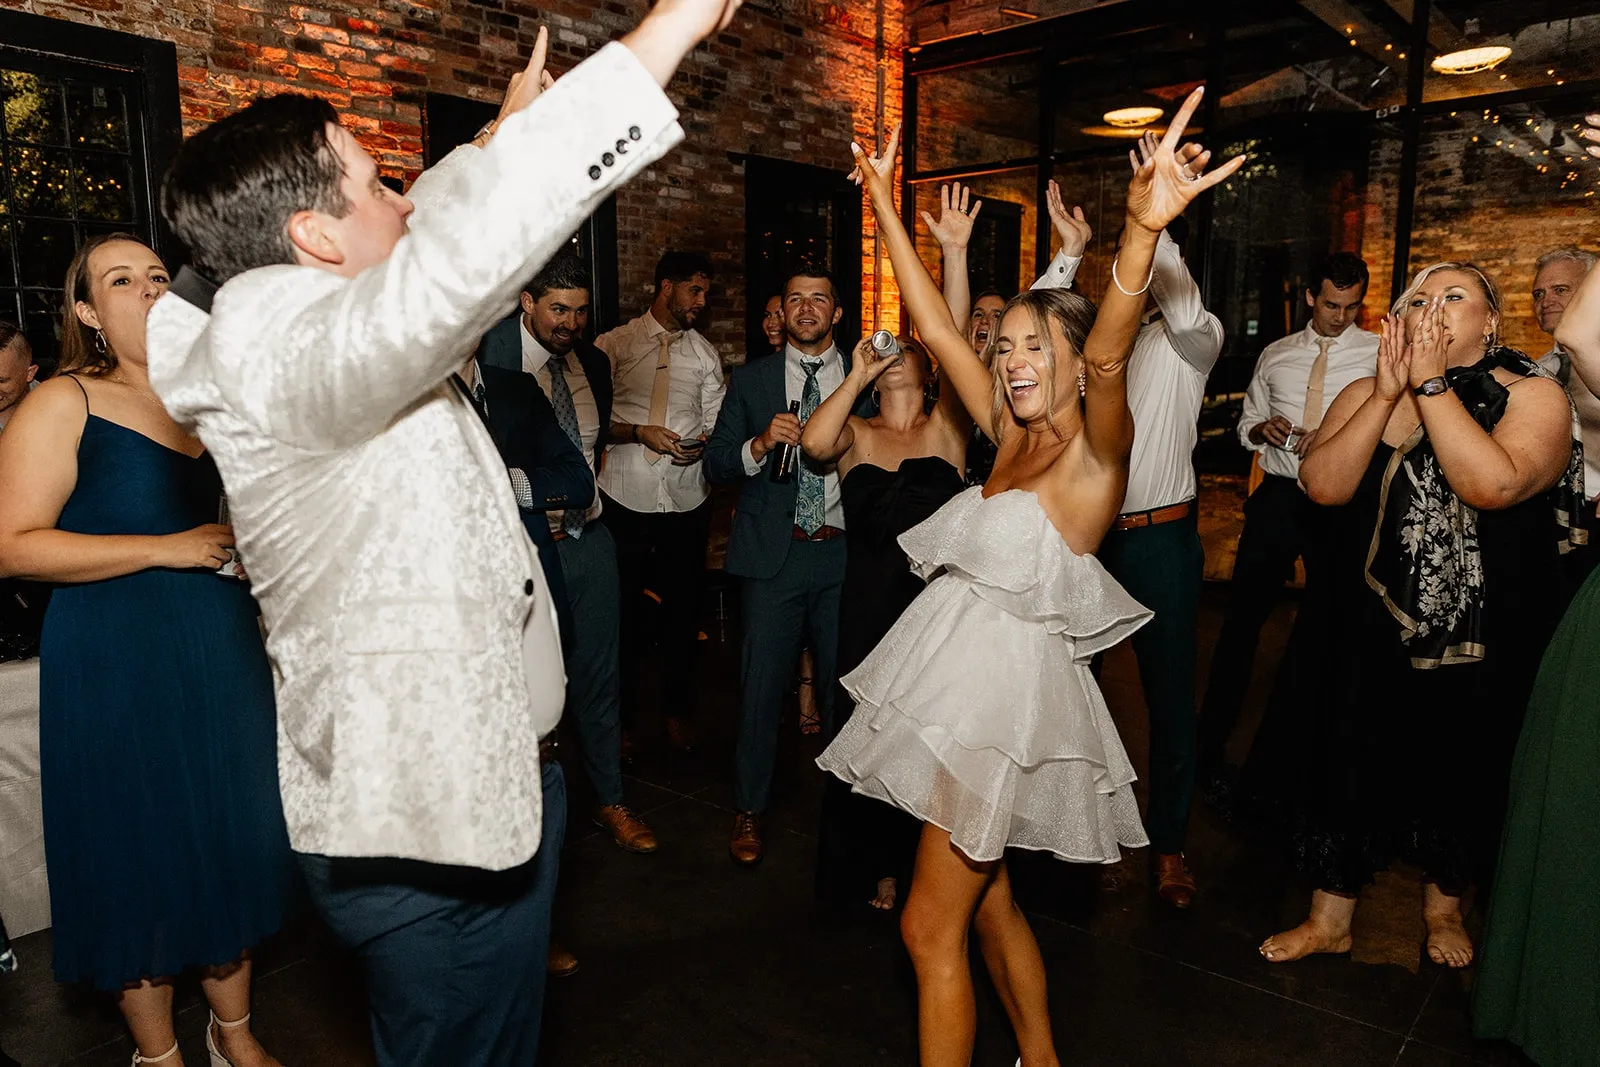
[1473,565,1600,1065]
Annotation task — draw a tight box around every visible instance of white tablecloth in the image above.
[0,658,49,937]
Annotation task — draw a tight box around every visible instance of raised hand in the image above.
[848,335,902,385]
[1045,180,1092,257]
[486,26,556,138]
[921,183,983,252]
[1123,86,1245,235]
[1374,313,1411,402]
[1408,296,1448,386]
[1583,111,1600,158]
[849,124,902,200]
[648,0,744,38]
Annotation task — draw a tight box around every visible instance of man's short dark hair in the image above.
[654,251,714,291]
[162,94,349,283]
[1311,253,1370,298]
[972,289,1005,306]
[784,265,838,303]
[525,250,593,302]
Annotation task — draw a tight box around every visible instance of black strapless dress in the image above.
[816,456,965,906]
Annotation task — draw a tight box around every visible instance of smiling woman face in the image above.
[994,306,1066,424]
[1400,266,1499,366]
[762,295,785,350]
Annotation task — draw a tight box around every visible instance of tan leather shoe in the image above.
[595,804,658,853]
[1155,852,1196,909]
[547,942,579,978]
[729,811,763,867]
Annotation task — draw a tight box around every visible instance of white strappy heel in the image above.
[205,1011,250,1067]
[131,1041,179,1065]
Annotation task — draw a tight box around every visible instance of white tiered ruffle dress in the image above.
[817,486,1152,864]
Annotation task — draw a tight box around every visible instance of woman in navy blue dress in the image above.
[0,235,289,1066]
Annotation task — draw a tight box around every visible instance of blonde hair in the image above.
[1391,261,1503,350]
[983,288,1098,438]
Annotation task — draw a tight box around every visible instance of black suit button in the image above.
[524,579,535,595]
[628,126,642,141]
[588,165,602,180]
[602,152,615,167]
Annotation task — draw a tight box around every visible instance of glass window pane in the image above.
[1053,21,1208,157]
[16,219,76,289]
[7,145,73,217]
[1409,102,1598,357]
[1,71,68,146]
[0,220,13,289]
[911,167,1038,304]
[24,308,60,376]
[1214,4,1409,124]
[66,83,130,152]
[916,58,1040,172]
[74,154,134,222]
[1424,2,1600,103]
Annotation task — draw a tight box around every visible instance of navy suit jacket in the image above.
[466,362,595,650]
[704,347,871,581]
[477,311,613,474]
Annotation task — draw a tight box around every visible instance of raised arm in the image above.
[1300,314,1407,504]
[1557,224,1600,396]
[1080,88,1242,464]
[801,335,897,466]
[851,127,998,439]
[1408,298,1571,509]
[1032,180,1090,292]
[162,4,744,451]
[922,183,981,328]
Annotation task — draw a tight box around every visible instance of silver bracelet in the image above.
[474,119,498,143]
[1110,254,1155,297]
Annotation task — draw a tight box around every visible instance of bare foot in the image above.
[1424,910,1474,968]
[1259,919,1353,963]
[870,877,897,910]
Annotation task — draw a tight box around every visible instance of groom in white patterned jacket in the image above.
[144,2,744,1062]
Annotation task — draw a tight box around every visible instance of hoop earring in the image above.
[1077,370,1087,397]
[871,387,881,407]
[94,329,107,354]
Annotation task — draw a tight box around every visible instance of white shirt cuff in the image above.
[741,438,763,477]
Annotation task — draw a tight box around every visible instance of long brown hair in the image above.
[57,231,147,378]
[984,287,1098,439]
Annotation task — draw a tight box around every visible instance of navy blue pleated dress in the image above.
[38,394,291,990]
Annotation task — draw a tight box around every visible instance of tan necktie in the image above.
[645,331,675,465]
[1302,336,1334,430]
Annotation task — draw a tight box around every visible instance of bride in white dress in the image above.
[820,89,1242,1067]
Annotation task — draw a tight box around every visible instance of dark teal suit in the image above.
[706,347,871,813]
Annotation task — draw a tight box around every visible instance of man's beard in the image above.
[538,327,576,355]
[672,303,701,330]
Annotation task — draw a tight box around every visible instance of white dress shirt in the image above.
[144,41,680,870]
[593,311,725,513]
[740,343,848,529]
[1237,323,1379,480]
[521,320,602,534]
[1034,231,1223,512]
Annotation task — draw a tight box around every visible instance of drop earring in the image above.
[94,329,107,354]
[1077,369,1087,397]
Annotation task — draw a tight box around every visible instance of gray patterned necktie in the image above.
[546,356,588,538]
[795,359,827,535]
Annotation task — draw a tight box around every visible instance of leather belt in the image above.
[1113,499,1194,532]
[539,734,560,763]
[792,524,844,542]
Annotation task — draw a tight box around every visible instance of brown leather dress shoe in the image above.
[595,804,658,853]
[1155,852,1196,909]
[547,942,579,978]
[729,812,763,866]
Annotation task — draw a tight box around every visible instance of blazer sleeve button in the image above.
[602,152,615,167]
[524,579,535,595]
[588,165,603,180]
[628,126,642,141]
[616,139,629,153]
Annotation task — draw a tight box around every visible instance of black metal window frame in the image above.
[901,0,1600,308]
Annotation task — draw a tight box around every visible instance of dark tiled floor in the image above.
[0,588,1536,1066]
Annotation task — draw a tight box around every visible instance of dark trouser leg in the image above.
[557,526,625,807]
[802,541,844,735]
[1198,476,1307,771]
[734,561,809,814]
[298,837,553,1067]
[1100,512,1204,855]
[658,502,712,722]
[600,495,651,731]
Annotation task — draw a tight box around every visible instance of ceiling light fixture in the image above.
[1431,46,1513,75]
[1102,106,1164,128]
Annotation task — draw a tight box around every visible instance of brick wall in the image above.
[1,0,905,362]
